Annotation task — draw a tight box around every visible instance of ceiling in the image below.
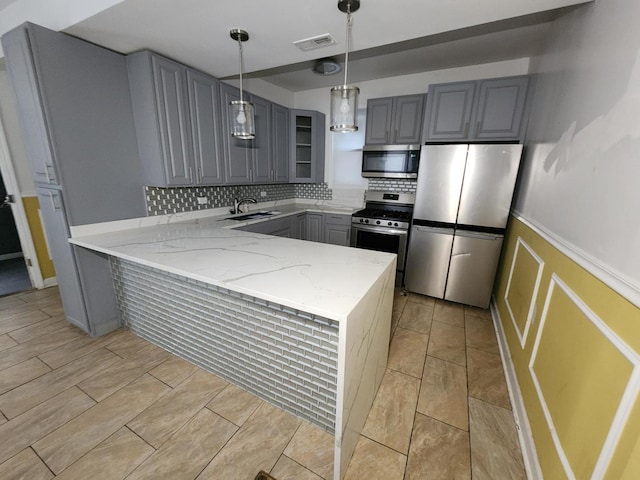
[0,0,592,91]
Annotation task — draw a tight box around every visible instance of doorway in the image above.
[0,170,31,295]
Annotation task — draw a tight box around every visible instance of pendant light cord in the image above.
[343,5,352,87]
[237,38,244,103]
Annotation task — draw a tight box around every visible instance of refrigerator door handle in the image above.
[414,226,453,235]
[454,230,503,241]
[451,252,472,258]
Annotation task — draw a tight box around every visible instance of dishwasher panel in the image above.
[405,225,454,298]
[444,230,504,308]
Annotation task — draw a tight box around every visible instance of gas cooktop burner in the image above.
[353,208,412,221]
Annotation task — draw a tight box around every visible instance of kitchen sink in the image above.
[226,211,281,221]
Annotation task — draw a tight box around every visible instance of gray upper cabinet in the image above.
[424,82,476,141]
[365,94,425,145]
[271,103,290,183]
[220,86,286,185]
[290,109,325,184]
[2,26,58,186]
[220,83,251,183]
[187,70,224,184]
[128,52,193,186]
[128,51,225,186]
[249,94,272,184]
[2,23,145,225]
[472,76,530,140]
[424,75,531,142]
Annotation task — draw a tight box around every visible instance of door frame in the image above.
[0,116,44,289]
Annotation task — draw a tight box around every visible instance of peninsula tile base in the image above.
[110,258,339,433]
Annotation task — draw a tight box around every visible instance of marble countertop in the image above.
[70,202,396,322]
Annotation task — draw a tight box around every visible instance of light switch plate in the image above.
[196,196,208,205]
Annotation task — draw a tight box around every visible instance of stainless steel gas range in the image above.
[351,191,415,286]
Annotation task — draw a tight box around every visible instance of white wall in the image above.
[293,58,530,189]
[514,0,640,292]
[0,68,35,195]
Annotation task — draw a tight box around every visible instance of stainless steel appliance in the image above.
[361,145,420,178]
[351,191,415,286]
[405,144,523,308]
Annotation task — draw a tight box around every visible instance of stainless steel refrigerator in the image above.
[405,144,522,308]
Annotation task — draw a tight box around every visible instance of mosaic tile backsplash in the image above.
[145,183,332,216]
[367,178,417,194]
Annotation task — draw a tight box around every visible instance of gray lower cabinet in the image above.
[128,50,225,186]
[239,212,352,246]
[324,214,351,246]
[36,189,88,331]
[290,110,325,184]
[306,213,324,242]
[424,75,530,142]
[294,213,306,240]
[365,94,425,145]
[37,189,120,335]
[238,216,294,238]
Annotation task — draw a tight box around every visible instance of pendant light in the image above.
[229,28,255,139]
[330,0,360,133]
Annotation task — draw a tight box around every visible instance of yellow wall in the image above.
[22,195,55,279]
[494,216,640,480]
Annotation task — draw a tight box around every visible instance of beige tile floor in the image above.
[0,286,526,479]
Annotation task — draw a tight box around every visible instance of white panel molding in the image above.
[504,236,545,347]
[512,211,640,309]
[43,276,57,288]
[528,274,640,480]
[491,297,543,480]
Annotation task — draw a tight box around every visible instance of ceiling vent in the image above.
[293,33,337,52]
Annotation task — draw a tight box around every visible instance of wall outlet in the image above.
[260,191,267,198]
[196,196,208,205]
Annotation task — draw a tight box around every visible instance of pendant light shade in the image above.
[330,85,359,133]
[229,29,255,139]
[229,100,255,139]
[330,0,360,133]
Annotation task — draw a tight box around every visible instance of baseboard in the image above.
[43,276,58,288]
[490,297,543,480]
[0,252,24,261]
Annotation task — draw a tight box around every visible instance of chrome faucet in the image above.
[231,197,257,214]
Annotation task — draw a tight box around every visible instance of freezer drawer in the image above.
[444,231,504,308]
[405,226,454,298]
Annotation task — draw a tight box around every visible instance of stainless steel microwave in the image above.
[361,144,420,178]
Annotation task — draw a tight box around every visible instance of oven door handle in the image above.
[351,224,408,236]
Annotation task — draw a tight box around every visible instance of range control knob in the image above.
[359,218,364,223]
[376,220,381,225]
[388,221,392,226]
[364,219,369,224]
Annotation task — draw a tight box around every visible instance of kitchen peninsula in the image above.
[69,204,396,479]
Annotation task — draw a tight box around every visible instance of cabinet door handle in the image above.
[464,122,470,137]
[49,191,60,211]
[44,164,54,183]
[189,167,193,183]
